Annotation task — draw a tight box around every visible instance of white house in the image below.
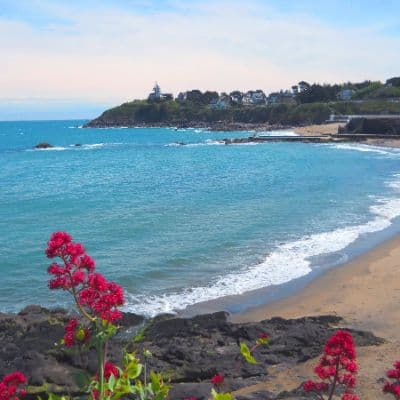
[337,89,354,101]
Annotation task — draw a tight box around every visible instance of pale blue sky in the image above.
[1,0,400,120]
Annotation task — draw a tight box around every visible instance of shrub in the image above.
[302,330,359,400]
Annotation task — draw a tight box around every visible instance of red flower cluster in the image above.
[103,362,119,379]
[211,373,224,386]
[46,232,95,290]
[303,330,359,400]
[79,274,124,323]
[383,361,400,398]
[0,372,27,400]
[63,318,91,347]
[46,232,124,324]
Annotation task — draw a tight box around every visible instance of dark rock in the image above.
[168,382,212,400]
[0,308,383,398]
[119,312,145,328]
[339,117,400,135]
[236,390,275,400]
[34,142,54,149]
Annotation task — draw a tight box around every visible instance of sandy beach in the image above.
[231,235,400,399]
[293,123,344,136]
[294,122,400,148]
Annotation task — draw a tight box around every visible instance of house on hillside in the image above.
[337,88,354,101]
[242,90,267,105]
[229,91,244,104]
[210,93,231,109]
[267,90,296,105]
[148,83,173,101]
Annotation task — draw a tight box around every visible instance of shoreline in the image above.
[231,234,400,399]
[232,234,400,338]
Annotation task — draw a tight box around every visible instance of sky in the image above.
[1,0,400,120]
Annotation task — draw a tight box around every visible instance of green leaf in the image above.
[74,371,91,389]
[108,374,116,391]
[126,361,143,379]
[240,342,257,365]
[211,388,234,400]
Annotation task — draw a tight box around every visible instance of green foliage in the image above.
[45,394,69,400]
[239,343,257,365]
[211,389,234,400]
[351,81,383,99]
[93,95,400,128]
[296,83,341,103]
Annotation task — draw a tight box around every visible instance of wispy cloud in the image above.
[1,0,400,115]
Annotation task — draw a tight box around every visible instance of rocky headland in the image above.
[0,305,382,400]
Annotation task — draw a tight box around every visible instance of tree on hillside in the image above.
[203,91,219,104]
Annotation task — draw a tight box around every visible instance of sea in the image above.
[1,120,400,316]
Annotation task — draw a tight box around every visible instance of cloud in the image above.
[1,0,400,108]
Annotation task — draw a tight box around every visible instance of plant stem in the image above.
[98,340,106,400]
[327,356,340,400]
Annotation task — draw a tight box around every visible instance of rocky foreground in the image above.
[0,306,383,400]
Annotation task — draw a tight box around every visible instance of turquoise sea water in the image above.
[1,120,400,315]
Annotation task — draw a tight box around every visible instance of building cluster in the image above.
[148,83,301,108]
[147,78,399,107]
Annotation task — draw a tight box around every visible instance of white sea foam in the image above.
[165,139,225,147]
[258,130,298,137]
[29,142,123,152]
[126,172,400,317]
[32,146,67,151]
[328,143,400,157]
[231,142,260,146]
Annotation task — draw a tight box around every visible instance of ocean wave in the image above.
[231,142,260,146]
[30,146,67,151]
[328,143,400,157]
[258,130,298,137]
[165,139,225,147]
[125,173,400,317]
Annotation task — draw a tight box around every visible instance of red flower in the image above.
[211,373,224,386]
[0,372,27,400]
[45,231,73,258]
[383,360,400,398]
[303,380,329,392]
[302,330,358,399]
[63,318,91,347]
[46,232,96,291]
[45,231,124,324]
[103,362,119,379]
[2,373,26,387]
[342,394,359,400]
[79,274,124,323]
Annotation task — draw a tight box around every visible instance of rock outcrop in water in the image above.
[0,306,383,400]
[34,142,54,149]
